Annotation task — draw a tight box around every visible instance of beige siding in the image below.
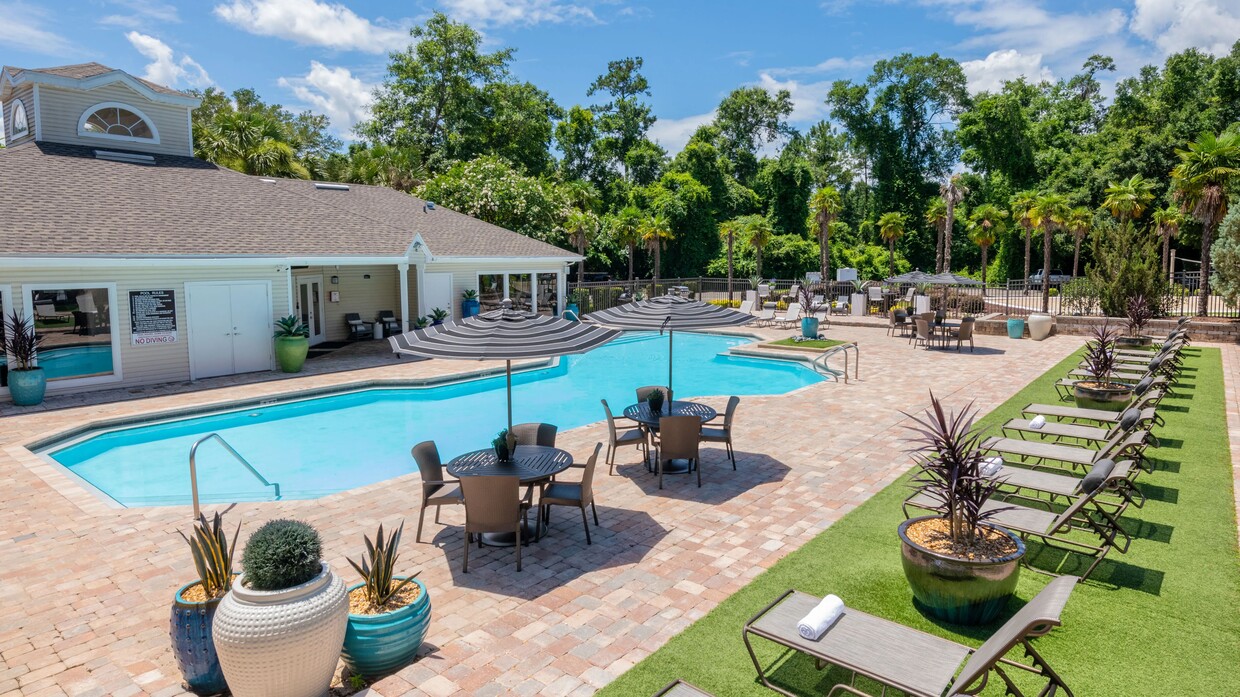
[1,84,35,147]
[425,260,568,315]
[0,264,288,394]
[36,83,192,156]
[295,264,413,341]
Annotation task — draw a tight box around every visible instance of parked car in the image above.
[581,272,612,283]
[1028,269,1070,288]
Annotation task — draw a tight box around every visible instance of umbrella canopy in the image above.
[583,295,754,393]
[389,301,621,428]
[884,270,981,286]
[884,270,935,284]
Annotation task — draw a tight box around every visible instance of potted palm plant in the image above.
[797,286,819,338]
[212,520,349,697]
[340,521,431,677]
[0,309,45,406]
[461,289,480,318]
[171,513,238,696]
[413,316,430,330]
[566,288,590,319]
[273,315,310,373]
[898,393,1025,625]
[1074,322,1133,411]
[1117,295,1154,347]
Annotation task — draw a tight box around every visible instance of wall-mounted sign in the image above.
[129,289,178,345]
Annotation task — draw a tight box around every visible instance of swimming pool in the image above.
[45,332,821,507]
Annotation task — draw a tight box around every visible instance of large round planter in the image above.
[1072,381,1133,412]
[1027,313,1054,341]
[171,582,228,696]
[801,317,820,338]
[8,367,46,406]
[274,337,309,373]
[1116,335,1153,348]
[461,298,480,318]
[212,562,349,697]
[1006,318,1025,339]
[565,302,580,320]
[341,578,431,677]
[898,517,1025,625]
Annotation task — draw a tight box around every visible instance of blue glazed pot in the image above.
[898,516,1025,625]
[565,302,580,320]
[170,582,228,696]
[1006,318,1026,340]
[801,317,819,338]
[461,298,480,318]
[8,367,46,406]
[341,578,431,677]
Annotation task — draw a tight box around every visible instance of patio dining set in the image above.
[886,309,976,351]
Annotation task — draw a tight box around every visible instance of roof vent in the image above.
[94,150,155,164]
[423,201,436,213]
[259,178,277,184]
[314,182,350,191]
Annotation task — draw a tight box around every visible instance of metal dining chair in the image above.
[656,415,702,489]
[601,399,648,474]
[411,441,463,543]
[700,396,740,469]
[459,475,533,573]
[539,443,603,544]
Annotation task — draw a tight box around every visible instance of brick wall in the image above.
[972,315,1240,342]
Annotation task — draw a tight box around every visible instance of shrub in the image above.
[1060,277,1101,316]
[241,519,323,591]
[1048,288,1059,297]
[958,294,985,314]
[1086,222,1166,317]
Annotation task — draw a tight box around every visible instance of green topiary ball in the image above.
[240,519,323,591]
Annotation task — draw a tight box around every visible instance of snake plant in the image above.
[347,521,419,606]
[178,512,240,600]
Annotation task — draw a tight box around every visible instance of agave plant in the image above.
[430,307,449,322]
[178,512,240,599]
[0,310,43,371]
[905,393,1007,545]
[1125,295,1153,338]
[273,315,309,338]
[1081,321,1121,386]
[347,521,419,607]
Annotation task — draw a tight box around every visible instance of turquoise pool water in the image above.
[2,344,114,381]
[47,332,821,506]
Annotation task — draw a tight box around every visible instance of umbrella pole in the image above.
[506,359,513,432]
[668,329,674,397]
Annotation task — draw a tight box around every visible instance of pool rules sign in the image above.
[129,290,178,345]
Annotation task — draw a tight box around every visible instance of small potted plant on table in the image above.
[461,289,480,318]
[646,388,665,415]
[1073,322,1133,411]
[0,309,45,406]
[340,521,431,678]
[170,513,238,696]
[492,428,516,462]
[212,520,349,697]
[273,315,310,373]
[1117,295,1154,348]
[898,393,1025,625]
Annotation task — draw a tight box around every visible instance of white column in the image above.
[284,266,293,319]
[557,267,567,316]
[415,262,427,318]
[398,262,410,332]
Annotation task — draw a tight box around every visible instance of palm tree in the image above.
[343,144,427,191]
[562,180,602,214]
[925,198,948,274]
[1011,191,1038,288]
[744,215,774,278]
[968,204,1006,289]
[877,212,907,279]
[809,187,842,283]
[1101,173,1156,223]
[195,112,309,179]
[641,213,675,289]
[939,174,968,272]
[609,206,644,283]
[566,211,599,284]
[718,219,742,302]
[1171,130,1240,315]
[1030,193,1071,312]
[1151,206,1183,276]
[1065,206,1092,279]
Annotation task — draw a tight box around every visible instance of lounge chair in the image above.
[1000,406,1156,447]
[1052,370,1169,402]
[700,395,739,469]
[830,295,850,316]
[743,575,1079,697]
[511,422,558,447]
[773,302,802,329]
[411,441,463,543]
[656,415,701,489]
[459,475,533,573]
[867,285,884,314]
[1022,386,1167,427]
[982,426,1153,475]
[651,680,715,697]
[753,307,776,327]
[601,399,648,474]
[737,297,755,314]
[539,443,602,544]
[345,312,371,340]
[34,302,70,322]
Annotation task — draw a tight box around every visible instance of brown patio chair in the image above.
[511,422,558,447]
[636,385,674,404]
[601,399,648,474]
[912,318,936,350]
[540,443,602,544]
[946,317,975,352]
[886,310,907,337]
[411,440,463,543]
[700,396,740,469]
[1001,406,1157,447]
[344,312,370,340]
[982,426,1153,475]
[651,679,716,697]
[459,475,533,573]
[656,415,701,489]
[743,575,1079,697]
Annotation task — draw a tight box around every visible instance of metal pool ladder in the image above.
[811,341,859,383]
[188,433,281,517]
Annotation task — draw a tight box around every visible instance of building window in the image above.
[478,274,504,312]
[77,102,159,143]
[23,285,121,384]
[9,98,28,139]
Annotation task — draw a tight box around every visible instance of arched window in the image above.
[9,98,28,138]
[77,102,159,143]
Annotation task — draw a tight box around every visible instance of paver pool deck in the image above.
[0,324,1226,697]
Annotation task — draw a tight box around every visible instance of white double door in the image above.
[187,282,273,379]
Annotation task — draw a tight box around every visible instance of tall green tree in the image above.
[555,105,606,184]
[640,213,674,286]
[1011,191,1038,283]
[608,206,644,282]
[1065,206,1092,279]
[753,155,813,237]
[956,90,1038,188]
[1101,174,1156,222]
[1171,130,1240,315]
[566,210,600,283]
[939,174,968,272]
[742,215,774,277]
[810,187,842,283]
[588,57,656,180]
[713,86,794,183]
[925,198,948,273]
[968,204,1006,286]
[1031,192,1071,310]
[718,219,742,300]
[1152,206,1184,275]
[195,111,309,178]
[878,211,908,279]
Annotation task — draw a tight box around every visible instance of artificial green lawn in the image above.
[599,347,1240,696]
[765,338,846,350]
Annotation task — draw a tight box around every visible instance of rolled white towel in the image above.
[1029,415,1047,430]
[797,594,844,640]
[981,456,1004,477]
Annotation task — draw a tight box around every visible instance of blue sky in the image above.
[3,0,1239,152]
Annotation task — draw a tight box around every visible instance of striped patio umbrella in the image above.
[389,300,621,429]
[583,294,754,395]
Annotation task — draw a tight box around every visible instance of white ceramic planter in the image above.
[213,562,349,697]
[913,295,930,315]
[1028,313,1054,341]
[850,293,866,316]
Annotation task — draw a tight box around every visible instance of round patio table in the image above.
[447,444,574,546]
[623,401,717,474]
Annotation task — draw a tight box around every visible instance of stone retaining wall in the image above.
[972,315,1240,342]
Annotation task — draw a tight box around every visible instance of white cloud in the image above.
[755,72,834,125]
[764,55,873,78]
[125,31,212,89]
[439,0,598,27]
[278,62,374,138]
[213,0,410,53]
[0,2,76,56]
[944,0,1127,59]
[100,0,181,28]
[1130,0,1240,56]
[648,111,715,155]
[960,49,1053,94]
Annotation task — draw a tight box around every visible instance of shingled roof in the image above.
[2,62,192,99]
[0,142,577,260]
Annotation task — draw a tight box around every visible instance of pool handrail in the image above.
[188,433,281,517]
[811,341,859,383]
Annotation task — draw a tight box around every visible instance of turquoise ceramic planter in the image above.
[461,298,480,318]
[341,578,431,677]
[801,317,819,338]
[565,302,580,320]
[8,367,46,406]
[170,582,228,696]
[899,517,1025,625]
[1006,318,1026,339]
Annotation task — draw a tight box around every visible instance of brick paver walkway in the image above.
[0,326,1091,696]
